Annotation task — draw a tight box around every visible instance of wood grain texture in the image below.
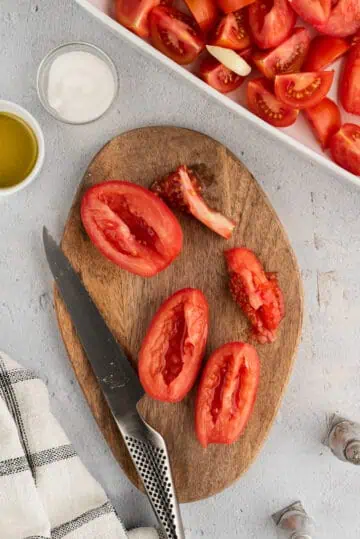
[54,127,303,503]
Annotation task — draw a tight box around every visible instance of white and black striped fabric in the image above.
[0,352,163,539]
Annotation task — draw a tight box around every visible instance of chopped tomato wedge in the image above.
[350,30,360,48]
[81,181,183,277]
[303,36,350,71]
[247,0,296,50]
[330,124,360,175]
[314,0,360,38]
[150,6,205,65]
[217,0,256,15]
[247,77,299,127]
[199,56,245,93]
[225,248,285,343]
[210,9,251,50]
[184,0,218,33]
[340,43,360,115]
[115,0,161,37]
[151,165,236,239]
[252,27,311,79]
[274,71,334,109]
[139,288,209,402]
[288,0,330,26]
[195,342,260,447]
[304,98,341,149]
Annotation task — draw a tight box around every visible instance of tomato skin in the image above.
[252,27,311,79]
[210,9,251,50]
[115,0,161,37]
[195,342,260,447]
[303,36,350,71]
[199,56,245,93]
[150,6,205,65]
[247,0,297,50]
[314,0,360,38]
[225,248,285,343]
[305,98,341,149]
[184,0,219,33]
[81,181,183,277]
[139,288,209,403]
[247,77,299,127]
[217,0,255,15]
[288,0,330,26]
[274,71,334,109]
[330,124,360,175]
[340,43,360,115]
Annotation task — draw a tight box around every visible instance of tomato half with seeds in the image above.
[304,98,341,149]
[288,0,330,26]
[330,124,360,175]
[195,342,260,447]
[303,36,350,72]
[247,0,296,50]
[139,288,209,402]
[115,0,161,37]
[274,71,334,109]
[210,9,251,50]
[81,181,183,277]
[247,77,299,127]
[340,43,360,115]
[150,6,205,65]
[252,27,310,79]
[314,0,360,38]
[184,0,218,33]
[225,248,285,343]
[217,0,255,15]
[199,56,245,93]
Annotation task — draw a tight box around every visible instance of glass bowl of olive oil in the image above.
[0,100,45,196]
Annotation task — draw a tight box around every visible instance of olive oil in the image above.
[0,112,38,189]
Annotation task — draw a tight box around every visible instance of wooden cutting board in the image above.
[54,127,303,503]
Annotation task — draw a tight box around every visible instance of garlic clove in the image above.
[206,45,252,77]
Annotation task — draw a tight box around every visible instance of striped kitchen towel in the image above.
[0,351,164,539]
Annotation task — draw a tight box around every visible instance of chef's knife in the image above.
[43,227,185,539]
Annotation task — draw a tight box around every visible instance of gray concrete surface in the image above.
[1,1,360,537]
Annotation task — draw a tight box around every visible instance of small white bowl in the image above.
[0,100,45,197]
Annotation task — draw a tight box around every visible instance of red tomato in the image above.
[274,71,334,109]
[81,181,183,277]
[314,0,360,38]
[210,9,251,50]
[152,165,236,238]
[287,0,330,26]
[139,288,209,402]
[247,77,299,127]
[184,0,218,33]
[225,248,285,343]
[199,56,245,93]
[115,0,161,37]
[350,30,360,47]
[217,0,256,15]
[304,98,341,149]
[303,36,350,71]
[150,6,205,65]
[252,27,310,79]
[340,43,360,115]
[330,123,360,175]
[247,0,296,50]
[195,342,260,447]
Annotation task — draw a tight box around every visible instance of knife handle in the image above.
[118,413,185,539]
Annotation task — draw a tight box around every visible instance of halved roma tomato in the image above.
[247,77,299,127]
[247,0,296,50]
[152,165,236,238]
[225,248,285,343]
[217,0,255,15]
[304,98,341,149]
[303,36,350,71]
[184,0,218,33]
[330,124,360,175]
[139,288,209,402]
[340,43,360,115]
[115,0,161,37]
[210,9,251,50]
[195,342,260,447]
[199,56,245,93]
[288,0,330,26]
[150,6,205,65]
[314,0,360,38]
[252,27,310,79]
[274,71,334,109]
[81,181,183,277]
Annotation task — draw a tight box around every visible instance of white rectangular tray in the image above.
[76,0,359,187]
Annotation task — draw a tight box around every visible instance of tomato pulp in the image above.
[210,9,251,50]
[330,124,360,176]
[248,0,297,50]
[303,36,350,71]
[314,0,360,38]
[247,77,299,127]
[288,0,330,26]
[274,71,334,109]
[184,0,218,33]
[199,56,245,93]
